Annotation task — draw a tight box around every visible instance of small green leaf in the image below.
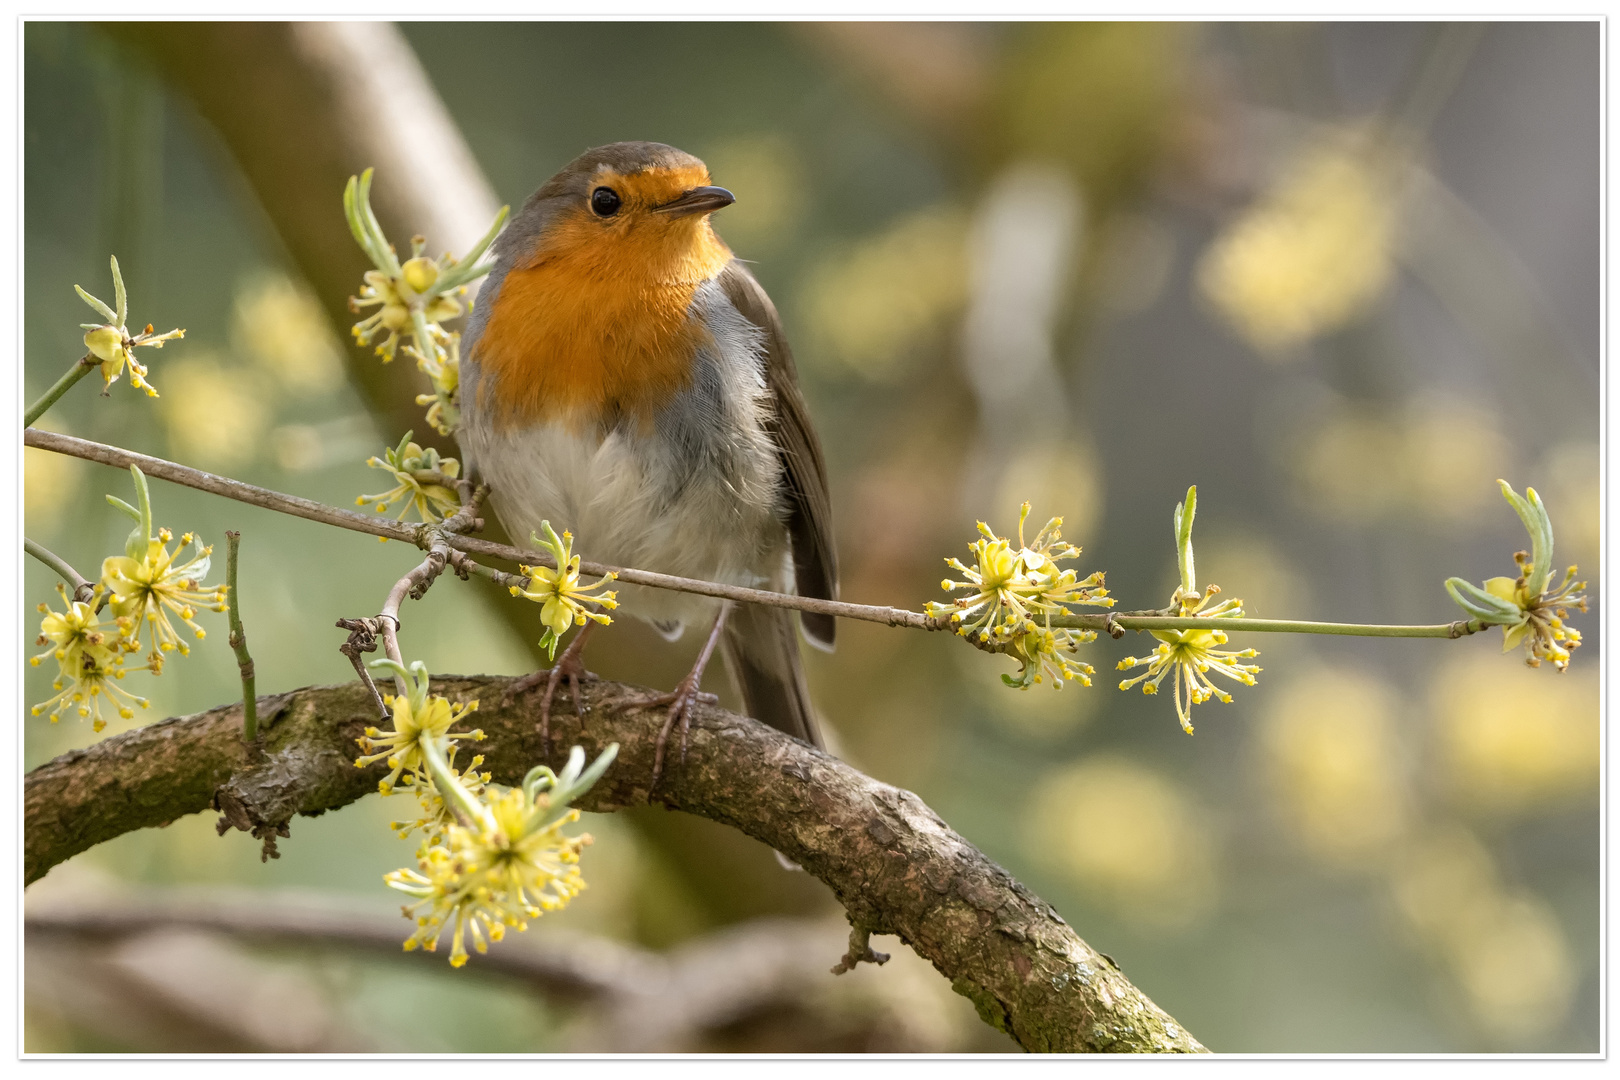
[74,285,117,325]
[1174,485,1198,597]
[1445,576,1521,624]
[110,255,127,327]
[435,204,511,293]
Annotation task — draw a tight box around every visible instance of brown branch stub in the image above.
[830,924,890,975]
[23,674,1206,1053]
[335,618,388,720]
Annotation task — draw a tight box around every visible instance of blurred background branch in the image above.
[26,888,998,1052]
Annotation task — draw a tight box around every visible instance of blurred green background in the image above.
[23,21,1599,1053]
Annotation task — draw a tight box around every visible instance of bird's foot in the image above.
[642,677,719,792]
[504,625,597,758]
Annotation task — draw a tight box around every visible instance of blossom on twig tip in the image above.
[76,255,184,397]
[1445,480,1586,672]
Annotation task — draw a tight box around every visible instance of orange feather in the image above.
[474,164,734,431]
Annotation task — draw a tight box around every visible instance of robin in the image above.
[458,141,837,786]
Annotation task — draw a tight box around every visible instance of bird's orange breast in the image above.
[473,191,734,432]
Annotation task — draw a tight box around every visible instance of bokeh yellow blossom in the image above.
[1025,755,1217,930]
[1198,129,1403,355]
[1258,664,1408,866]
[1430,652,1597,818]
[803,205,967,381]
[157,353,271,470]
[232,272,345,394]
[1388,826,1574,1044]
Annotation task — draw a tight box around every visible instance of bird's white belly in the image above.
[458,277,789,638]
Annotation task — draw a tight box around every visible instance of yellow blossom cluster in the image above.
[354,659,485,798]
[365,675,617,969]
[102,527,229,674]
[1115,487,1261,734]
[344,168,506,437]
[509,521,619,660]
[356,431,463,527]
[30,584,148,732]
[387,788,594,968]
[1447,481,1587,672]
[30,467,226,728]
[927,502,1112,689]
[76,255,184,397]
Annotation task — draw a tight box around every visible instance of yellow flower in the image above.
[76,255,185,397]
[1116,486,1261,733]
[386,743,616,967]
[1446,481,1587,672]
[411,330,462,436]
[31,585,147,732]
[927,502,1111,688]
[355,432,462,524]
[354,660,483,797]
[101,529,228,674]
[98,466,228,675]
[509,521,618,660]
[389,750,493,846]
[344,168,505,368]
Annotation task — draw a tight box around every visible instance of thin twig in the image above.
[1044,614,1485,638]
[24,537,97,606]
[224,532,258,743]
[25,428,1494,642]
[334,618,388,720]
[23,355,98,429]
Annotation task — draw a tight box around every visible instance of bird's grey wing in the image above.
[718,260,838,648]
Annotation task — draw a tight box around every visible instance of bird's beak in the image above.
[654,186,735,218]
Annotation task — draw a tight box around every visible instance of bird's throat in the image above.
[475,218,733,432]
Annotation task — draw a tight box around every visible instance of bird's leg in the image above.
[503,621,598,759]
[647,601,732,792]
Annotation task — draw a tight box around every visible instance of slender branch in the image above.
[24,537,97,606]
[24,428,935,629]
[1048,614,1485,638]
[23,673,1206,1053]
[28,428,1500,645]
[224,531,257,743]
[24,355,98,428]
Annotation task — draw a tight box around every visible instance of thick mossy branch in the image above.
[23,674,1205,1053]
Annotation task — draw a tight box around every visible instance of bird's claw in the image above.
[505,639,596,758]
[646,681,717,792]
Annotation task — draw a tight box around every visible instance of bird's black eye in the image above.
[590,186,622,217]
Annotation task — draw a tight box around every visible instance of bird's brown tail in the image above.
[721,602,823,750]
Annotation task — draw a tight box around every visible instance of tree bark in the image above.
[25,674,1206,1054]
